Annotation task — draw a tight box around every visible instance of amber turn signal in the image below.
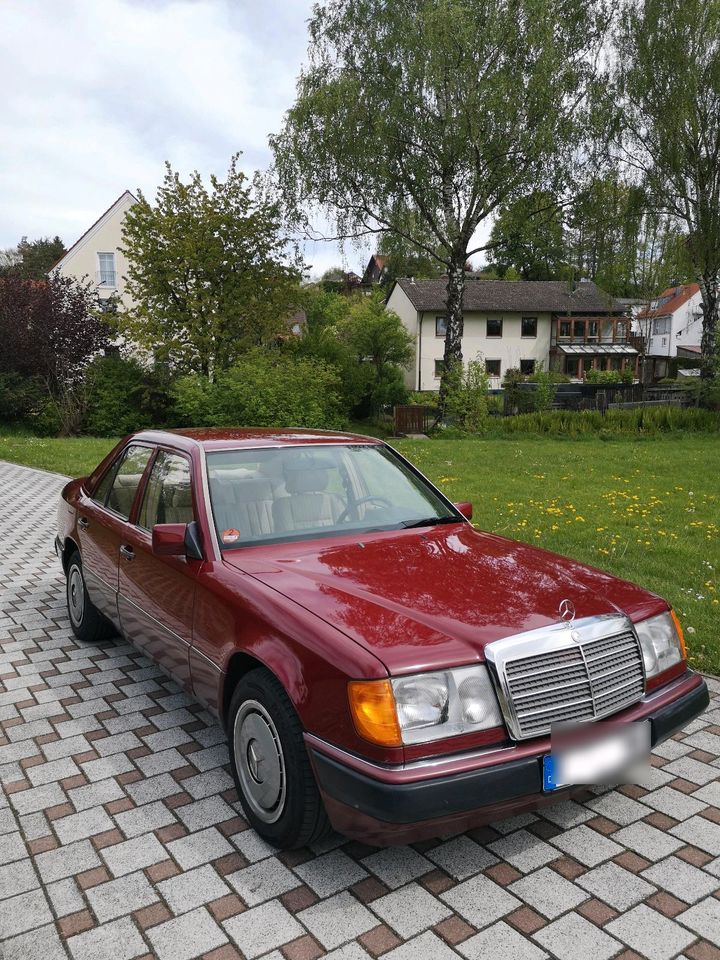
[671,608,687,659]
[348,679,402,747]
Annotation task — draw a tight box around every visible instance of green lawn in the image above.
[2,429,717,673]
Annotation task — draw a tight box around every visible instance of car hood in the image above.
[226,523,665,674]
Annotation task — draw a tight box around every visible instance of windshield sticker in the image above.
[221,528,241,544]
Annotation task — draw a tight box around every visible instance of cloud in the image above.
[0,0,356,273]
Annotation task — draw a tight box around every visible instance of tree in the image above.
[337,291,414,415]
[119,156,303,378]
[0,236,66,279]
[488,192,568,280]
[613,0,720,379]
[271,0,608,409]
[0,273,110,389]
[566,177,691,298]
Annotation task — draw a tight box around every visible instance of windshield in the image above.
[206,443,459,548]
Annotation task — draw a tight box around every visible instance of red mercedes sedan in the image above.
[56,428,708,848]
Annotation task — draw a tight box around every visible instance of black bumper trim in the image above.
[312,676,709,825]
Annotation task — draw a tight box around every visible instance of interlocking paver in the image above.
[66,915,149,960]
[227,856,299,906]
[509,866,590,918]
[641,855,718,903]
[224,899,304,958]
[2,457,719,960]
[145,906,228,960]
[532,912,621,960]
[86,870,159,922]
[606,903,696,960]
[575,860,656,910]
[298,890,378,950]
[440,873,520,927]
[370,880,452,937]
[157,863,229,914]
[459,920,549,960]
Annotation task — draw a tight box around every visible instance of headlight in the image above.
[635,610,686,678]
[349,665,504,746]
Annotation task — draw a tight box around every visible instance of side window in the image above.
[92,463,117,506]
[105,446,153,520]
[138,451,193,529]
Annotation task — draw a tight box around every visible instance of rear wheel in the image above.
[66,551,114,643]
[228,668,330,849]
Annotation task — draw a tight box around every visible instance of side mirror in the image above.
[454,501,473,520]
[152,523,187,557]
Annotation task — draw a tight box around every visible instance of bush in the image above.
[443,357,490,432]
[477,406,720,438]
[585,368,635,385]
[0,372,45,423]
[83,355,173,437]
[172,351,346,430]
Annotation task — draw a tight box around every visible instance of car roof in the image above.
[131,427,383,451]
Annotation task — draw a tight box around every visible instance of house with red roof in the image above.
[635,284,703,379]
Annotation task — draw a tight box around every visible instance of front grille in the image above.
[502,628,645,739]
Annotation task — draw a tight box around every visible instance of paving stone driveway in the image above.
[1,459,720,960]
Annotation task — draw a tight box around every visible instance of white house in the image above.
[51,190,138,309]
[387,278,634,390]
[635,284,703,380]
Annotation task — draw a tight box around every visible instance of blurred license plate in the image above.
[543,721,650,792]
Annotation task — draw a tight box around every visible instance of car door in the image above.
[117,447,199,688]
[76,443,154,628]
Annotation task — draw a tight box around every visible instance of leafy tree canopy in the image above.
[0,236,66,280]
[119,155,303,378]
[612,0,720,377]
[272,0,609,407]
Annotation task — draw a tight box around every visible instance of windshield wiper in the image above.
[401,515,462,529]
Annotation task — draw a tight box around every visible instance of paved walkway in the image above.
[1,459,719,960]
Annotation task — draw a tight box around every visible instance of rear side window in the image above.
[105,446,153,520]
[138,451,194,529]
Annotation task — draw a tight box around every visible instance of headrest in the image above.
[233,478,274,502]
[285,468,330,495]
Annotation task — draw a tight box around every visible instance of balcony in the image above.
[551,315,631,346]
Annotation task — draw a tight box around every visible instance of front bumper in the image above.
[308,670,709,844]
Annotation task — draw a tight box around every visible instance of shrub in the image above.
[532,371,557,412]
[444,356,490,432]
[0,372,45,423]
[172,351,346,430]
[81,355,174,437]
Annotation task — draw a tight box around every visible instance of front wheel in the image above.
[66,552,114,644]
[228,668,330,849]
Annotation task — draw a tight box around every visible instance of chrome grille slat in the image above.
[496,622,645,739]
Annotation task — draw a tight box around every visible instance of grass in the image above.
[2,427,718,673]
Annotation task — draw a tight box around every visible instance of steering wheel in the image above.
[337,495,393,523]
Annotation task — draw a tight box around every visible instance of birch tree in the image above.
[271,0,609,406]
[614,0,720,380]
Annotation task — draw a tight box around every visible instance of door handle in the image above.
[78,517,89,529]
[119,545,135,561]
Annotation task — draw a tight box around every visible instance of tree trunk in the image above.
[438,260,466,415]
[698,273,719,381]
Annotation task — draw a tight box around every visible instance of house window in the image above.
[521,316,538,338]
[588,321,598,339]
[653,317,670,335]
[486,317,503,338]
[485,359,501,378]
[520,359,535,376]
[559,320,571,339]
[573,319,585,338]
[97,252,116,287]
[435,316,448,337]
[434,359,445,378]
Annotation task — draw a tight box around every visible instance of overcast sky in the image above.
[0,0,367,276]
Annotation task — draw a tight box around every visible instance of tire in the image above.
[65,551,114,644]
[228,668,330,849]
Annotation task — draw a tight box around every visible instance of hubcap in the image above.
[68,566,84,627]
[234,700,286,824]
